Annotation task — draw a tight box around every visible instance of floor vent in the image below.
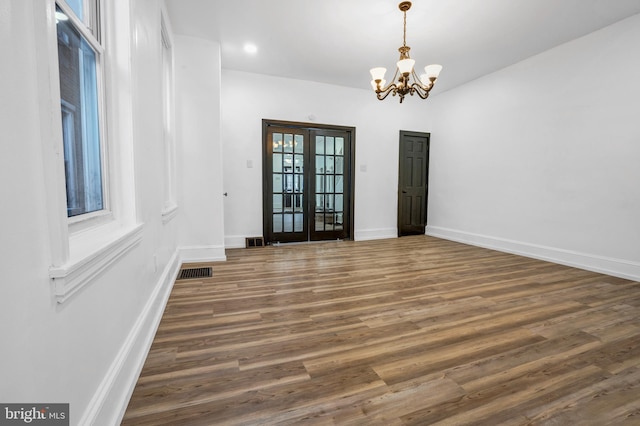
[245,237,265,248]
[177,266,213,280]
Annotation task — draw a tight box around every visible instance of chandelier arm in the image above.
[411,68,430,91]
[376,84,398,101]
[389,67,401,88]
[377,78,398,94]
[374,66,400,97]
[409,83,430,99]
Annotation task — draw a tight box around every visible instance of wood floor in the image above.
[122,236,640,425]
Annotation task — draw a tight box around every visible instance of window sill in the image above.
[49,223,144,303]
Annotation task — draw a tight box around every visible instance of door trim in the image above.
[262,119,356,244]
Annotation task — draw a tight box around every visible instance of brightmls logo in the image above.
[1,404,68,426]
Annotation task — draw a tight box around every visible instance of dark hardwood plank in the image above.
[122,235,640,425]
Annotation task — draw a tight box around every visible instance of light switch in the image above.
[247,160,253,168]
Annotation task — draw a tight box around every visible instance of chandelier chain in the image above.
[403,10,407,47]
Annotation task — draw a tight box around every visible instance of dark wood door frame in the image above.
[397,130,430,236]
[262,119,356,244]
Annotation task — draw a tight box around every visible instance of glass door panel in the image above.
[267,129,308,243]
[311,131,349,240]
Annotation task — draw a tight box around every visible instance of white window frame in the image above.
[40,0,142,303]
[56,0,112,231]
[160,7,178,224]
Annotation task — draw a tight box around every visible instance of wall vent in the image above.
[245,237,265,248]
[177,266,212,280]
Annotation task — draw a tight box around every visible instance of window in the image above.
[56,0,106,218]
[48,0,144,303]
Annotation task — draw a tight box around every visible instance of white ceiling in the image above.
[165,0,640,95]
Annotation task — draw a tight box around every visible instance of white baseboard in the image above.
[179,245,227,263]
[426,225,640,281]
[354,228,397,241]
[224,235,250,249]
[79,250,181,426]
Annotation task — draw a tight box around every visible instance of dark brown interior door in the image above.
[263,120,355,244]
[398,131,430,236]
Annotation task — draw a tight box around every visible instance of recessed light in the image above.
[243,43,258,54]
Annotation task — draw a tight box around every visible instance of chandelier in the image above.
[370,1,442,103]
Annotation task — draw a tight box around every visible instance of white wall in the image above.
[175,36,227,262]
[220,70,435,246]
[425,13,640,280]
[0,1,183,424]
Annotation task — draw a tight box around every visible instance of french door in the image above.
[263,120,354,244]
